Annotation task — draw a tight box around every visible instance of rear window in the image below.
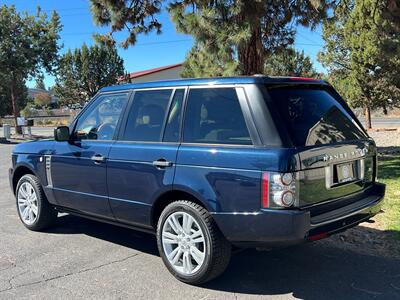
[266,86,367,146]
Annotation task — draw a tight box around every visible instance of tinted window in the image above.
[267,87,367,146]
[183,88,252,145]
[74,93,128,141]
[163,89,185,142]
[122,89,172,142]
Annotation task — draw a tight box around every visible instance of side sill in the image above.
[54,206,156,235]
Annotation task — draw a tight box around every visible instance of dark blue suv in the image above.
[9,76,385,284]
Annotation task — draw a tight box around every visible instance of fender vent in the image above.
[45,155,53,187]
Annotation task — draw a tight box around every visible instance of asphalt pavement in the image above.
[0,143,400,299]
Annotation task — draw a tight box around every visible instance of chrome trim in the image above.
[310,196,382,227]
[45,155,53,187]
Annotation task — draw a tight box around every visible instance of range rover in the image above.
[9,76,385,284]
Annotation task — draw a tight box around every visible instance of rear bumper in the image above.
[213,183,385,247]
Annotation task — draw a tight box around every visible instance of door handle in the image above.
[152,159,173,168]
[91,154,106,163]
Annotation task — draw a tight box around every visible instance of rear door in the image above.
[107,88,185,227]
[265,85,376,207]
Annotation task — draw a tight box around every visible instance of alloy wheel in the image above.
[162,211,206,275]
[17,182,38,225]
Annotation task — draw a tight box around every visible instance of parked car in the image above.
[9,76,385,284]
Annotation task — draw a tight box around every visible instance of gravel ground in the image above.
[369,130,400,148]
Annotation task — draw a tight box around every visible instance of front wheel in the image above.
[157,200,231,284]
[16,174,57,231]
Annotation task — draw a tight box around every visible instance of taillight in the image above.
[262,172,269,208]
[261,172,298,209]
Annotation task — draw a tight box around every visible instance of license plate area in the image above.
[335,162,356,184]
[325,159,365,189]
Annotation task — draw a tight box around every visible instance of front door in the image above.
[107,88,185,227]
[51,92,129,218]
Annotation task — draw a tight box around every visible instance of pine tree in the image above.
[89,0,333,75]
[35,75,46,90]
[264,49,319,77]
[318,0,400,129]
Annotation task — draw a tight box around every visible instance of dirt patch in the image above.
[320,219,400,260]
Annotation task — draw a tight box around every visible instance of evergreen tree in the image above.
[0,5,61,133]
[318,0,400,129]
[181,42,238,78]
[35,75,46,90]
[89,0,333,75]
[54,44,125,105]
[264,49,319,77]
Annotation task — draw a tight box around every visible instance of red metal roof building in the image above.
[121,63,184,83]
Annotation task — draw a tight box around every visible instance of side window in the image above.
[163,89,185,142]
[183,88,252,145]
[74,93,128,141]
[122,89,172,142]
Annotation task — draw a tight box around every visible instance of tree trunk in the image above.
[10,80,22,134]
[238,25,264,75]
[364,105,372,130]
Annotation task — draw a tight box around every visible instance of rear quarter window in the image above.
[183,88,252,145]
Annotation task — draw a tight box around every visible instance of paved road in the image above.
[358,117,400,128]
[9,127,54,137]
[0,143,399,299]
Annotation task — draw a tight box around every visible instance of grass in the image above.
[375,153,400,237]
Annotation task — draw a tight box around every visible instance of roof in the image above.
[126,63,183,79]
[101,76,328,93]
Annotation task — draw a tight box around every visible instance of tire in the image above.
[157,200,231,284]
[15,174,57,231]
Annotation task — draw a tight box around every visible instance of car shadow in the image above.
[46,214,400,299]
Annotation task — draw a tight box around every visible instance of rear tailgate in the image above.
[296,140,376,207]
[265,83,377,208]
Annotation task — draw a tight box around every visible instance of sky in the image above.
[2,0,326,89]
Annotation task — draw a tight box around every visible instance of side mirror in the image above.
[54,126,70,142]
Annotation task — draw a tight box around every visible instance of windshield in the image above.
[266,86,368,147]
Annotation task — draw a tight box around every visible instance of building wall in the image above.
[130,65,184,83]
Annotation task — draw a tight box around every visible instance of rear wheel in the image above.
[157,200,231,284]
[16,174,57,231]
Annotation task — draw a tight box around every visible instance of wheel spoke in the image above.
[190,229,202,239]
[31,205,38,216]
[190,246,205,265]
[28,209,34,222]
[182,214,193,234]
[19,186,28,199]
[169,247,183,265]
[18,198,27,205]
[21,206,30,220]
[27,185,33,197]
[167,219,177,234]
[162,231,179,244]
[171,214,183,233]
[183,252,193,274]
[192,236,204,244]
